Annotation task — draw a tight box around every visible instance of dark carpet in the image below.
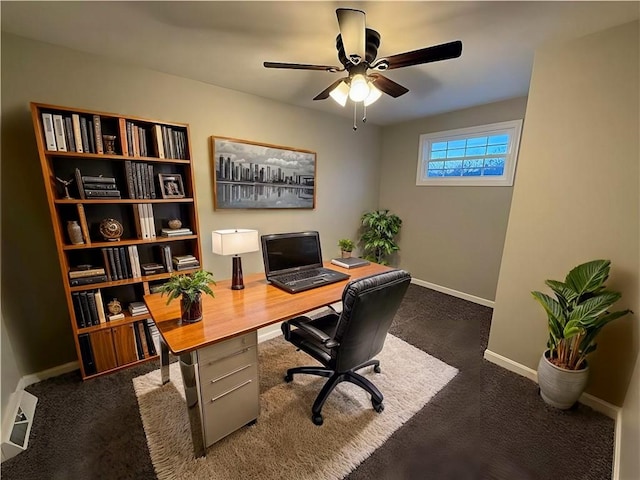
[1,285,614,479]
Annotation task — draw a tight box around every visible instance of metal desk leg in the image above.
[179,351,206,458]
[160,338,170,385]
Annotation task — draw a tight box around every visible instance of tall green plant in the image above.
[531,259,631,370]
[360,209,402,265]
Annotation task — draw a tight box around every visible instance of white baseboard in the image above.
[257,323,283,343]
[410,278,494,308]
[483,349,538,381]
[19,361,79,390]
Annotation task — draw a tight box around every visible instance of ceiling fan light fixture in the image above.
[329,81,350,106]
[348,74,370,102]
[364,82,382,106]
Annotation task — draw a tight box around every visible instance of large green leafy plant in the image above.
[531,259,631,370]
[360,209,402,265]
[159,270,216,309]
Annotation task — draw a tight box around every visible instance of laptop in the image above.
[261,231,350,294]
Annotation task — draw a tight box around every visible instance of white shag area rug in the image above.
[133,334,457,480]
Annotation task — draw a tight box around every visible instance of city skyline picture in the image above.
[211,136,316,209]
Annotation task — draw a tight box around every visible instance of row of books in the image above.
[74,168,121,199]
[173,254,200,271]
[133,204,157,239]
[123,121,188,160]
[124,161,156,199]
[42,112,106,154]
[101,246,142,281]
[69,267,108,287]
[71,289,107,328]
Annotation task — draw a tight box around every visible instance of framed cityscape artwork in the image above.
[210,136,316,209]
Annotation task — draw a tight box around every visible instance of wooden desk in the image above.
[144,262,391,457]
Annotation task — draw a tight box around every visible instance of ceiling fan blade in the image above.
[263,62,341,72]
[336,8,366,65]
[313,78,347,100]
[369,73,409,98]
[384,40,462,70]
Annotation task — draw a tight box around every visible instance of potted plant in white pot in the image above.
[159,270,216,323]
[338,238,355,258]
[531,259,632,409]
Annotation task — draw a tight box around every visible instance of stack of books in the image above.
[128,301,149,317]
[68,267,107,286]
[75,168,121,199]
[141,263,165,276]
[160,227,193,237]
[172,254,200,271]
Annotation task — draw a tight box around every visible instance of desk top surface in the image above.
[144,261,392,354]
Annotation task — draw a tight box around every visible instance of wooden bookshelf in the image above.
[31,102,202,379]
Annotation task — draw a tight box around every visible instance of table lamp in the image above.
[212,229,259,290]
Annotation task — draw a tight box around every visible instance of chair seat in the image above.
[287,312,339,366]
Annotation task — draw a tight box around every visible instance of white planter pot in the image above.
[537,350,589,409]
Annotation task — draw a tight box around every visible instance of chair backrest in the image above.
[332,269,411,371]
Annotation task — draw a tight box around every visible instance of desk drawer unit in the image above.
[197,332,259,446]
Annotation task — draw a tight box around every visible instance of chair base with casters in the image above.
[284,359,384,426]
[281,269,411,426]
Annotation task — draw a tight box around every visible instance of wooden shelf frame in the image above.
[31,102,202,379]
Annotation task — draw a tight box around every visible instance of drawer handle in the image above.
[210,380,252,403]
[206,347,250,365]
[210,364,252,384]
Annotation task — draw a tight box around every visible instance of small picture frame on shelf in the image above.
[158,174,185,199]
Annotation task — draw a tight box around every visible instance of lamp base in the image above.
[231,256,244,290]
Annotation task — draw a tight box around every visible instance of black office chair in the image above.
[281,269,411,425]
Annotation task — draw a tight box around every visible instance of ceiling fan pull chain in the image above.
[353,103,358,131]
[363,104,367,124]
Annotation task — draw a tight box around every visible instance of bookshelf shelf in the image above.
[31,102,202,379]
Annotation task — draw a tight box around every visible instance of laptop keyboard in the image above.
[279,269,323,284]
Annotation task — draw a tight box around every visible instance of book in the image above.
[148,164,156,199]
[69,267,106,279]
[141,263,165,275]
[113,248,123,280]
[132,323,144,359]
[87,117,96,153]
[92,115,104,154]
[173,254,197,263]
[106,248,118,281]
[79,116,90,153]
[118,247,130,279]
[41,113,57,151]
[76,204,90,244]
[330,257,371,269]
[79,292,92,326]
[72,292,87,328]
[146,203,156,239]
[118,118,129,157]
[143,321,157,356]
[74,168,86,200]
[78,334,97,376]
[52,114,67,152]
[94,289,107,324]
[71,114,84,153]
[86,291,100,326]
[124,161,135,198]
[160,231,193,237]
[84,190,121,198]
[174,262,200,271]
[70,275,107,286]
[64,116,76,152]
[152,124,165,158]
[136,322,151,358]
[160,228,191,234]
[101,248,113,281]
[82,183,118,190]
[81,175,116,184]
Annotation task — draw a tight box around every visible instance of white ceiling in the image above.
[2,1,638,125]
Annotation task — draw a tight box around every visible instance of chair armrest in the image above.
[283,317,339,348]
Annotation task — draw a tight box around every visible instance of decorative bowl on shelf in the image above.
[168,218,182,230]
[99,218,123,241]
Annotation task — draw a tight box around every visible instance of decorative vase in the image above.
[181,293,203,323]
[341,251,352,258]
[537,350,589,409]
[67,220,84,245]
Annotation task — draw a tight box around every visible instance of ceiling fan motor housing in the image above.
[336,28,381,68]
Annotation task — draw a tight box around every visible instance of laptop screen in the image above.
[261,231,323,277]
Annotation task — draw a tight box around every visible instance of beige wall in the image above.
[379,97,528,301]
[488,21,639,408]
[0,34,381,381]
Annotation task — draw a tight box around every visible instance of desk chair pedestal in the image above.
[285,360,384,426]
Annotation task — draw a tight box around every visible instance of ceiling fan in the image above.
[263,8,462,128]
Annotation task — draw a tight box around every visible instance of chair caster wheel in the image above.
[373,401,384,413]
[312,414,324,426]
[374,365,381,373]
[284,373,293,383]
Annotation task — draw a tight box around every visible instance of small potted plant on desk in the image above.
[338,238,355,258]
[159,270,216,323]
[531,259,632,409]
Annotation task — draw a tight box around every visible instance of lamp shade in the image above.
[329,81,349,107]
[212,229,259,256]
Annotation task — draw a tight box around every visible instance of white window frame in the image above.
[416,119,523,187]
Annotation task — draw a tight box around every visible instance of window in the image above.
[416,120,523,186]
